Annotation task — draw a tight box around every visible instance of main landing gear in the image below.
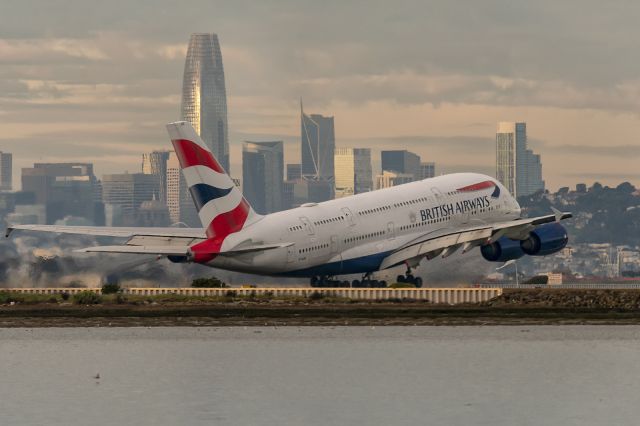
[309,275,387,288]
[350,273,387,288]
[396,265,423,288]
[310,276,350,288]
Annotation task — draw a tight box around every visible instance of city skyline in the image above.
[2,1,639,190]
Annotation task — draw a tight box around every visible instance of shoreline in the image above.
[2,304,640,327]
[3,288,640,327]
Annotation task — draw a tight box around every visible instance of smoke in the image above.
[0,234,193,288]
[0,233,307,288]
[369,249,495,287]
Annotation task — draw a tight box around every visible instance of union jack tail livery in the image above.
[166,121,261,242]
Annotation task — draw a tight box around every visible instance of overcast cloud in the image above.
[1,0,638,189]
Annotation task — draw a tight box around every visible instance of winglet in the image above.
[551,207,563,222]
[5,227,14,238]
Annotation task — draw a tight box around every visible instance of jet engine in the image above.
[480,237,525,262]
[520,223,568,256]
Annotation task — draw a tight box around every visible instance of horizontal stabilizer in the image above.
[74,246,191,255]
[7,224,206,239]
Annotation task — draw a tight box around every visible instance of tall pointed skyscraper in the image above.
[181,33,229,171]
[300,100,335,201]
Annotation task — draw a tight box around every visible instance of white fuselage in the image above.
[208,173,521,277]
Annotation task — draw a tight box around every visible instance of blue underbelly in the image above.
[280,250,392,277]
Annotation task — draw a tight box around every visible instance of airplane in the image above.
[7,121,572,288]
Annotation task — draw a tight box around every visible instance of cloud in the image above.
[0,38,109,63]
[546,144,640,158]
[0,0,639,190]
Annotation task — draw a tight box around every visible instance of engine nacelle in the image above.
[520,223,568,256]
[480,237,525,262]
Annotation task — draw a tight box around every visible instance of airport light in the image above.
[497,260,519,287]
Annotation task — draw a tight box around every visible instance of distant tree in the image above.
[101,282,122,294]
[616,182,636,194]
[191,277,227,288]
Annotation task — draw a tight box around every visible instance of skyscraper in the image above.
[376,170,414,189]
[166,152,200,227]
[22,163,101,224]
[381,150,421,181]
[142,150,170,202]
[418,162,436,180]
[0,152,12,191]
[102,173,159,226]
[286,164,302,181]
[301,102,335,200]
[496,122,545,198]
[243,141,284,214]
[334,148,373,198]
[181,33,229,171]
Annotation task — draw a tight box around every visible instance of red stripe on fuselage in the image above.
[457,180,495,192]
[172,139,225,173]
[190,199,250,263]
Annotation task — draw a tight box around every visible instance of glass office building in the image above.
[334,147,373,197]
[496,122,545,197]
[243,141,284,214]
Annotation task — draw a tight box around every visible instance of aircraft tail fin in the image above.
[165,121,262,240]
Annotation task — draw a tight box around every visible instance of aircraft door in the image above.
[299,217,315,235]
[341,207,355,226]
[431,187,445,201]
[461,211,470,224]
[287,244,296,263]
[387,222,396,239]
[330,235,339,253]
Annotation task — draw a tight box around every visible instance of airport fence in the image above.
[476,283,640,289]
[1,287,503,304]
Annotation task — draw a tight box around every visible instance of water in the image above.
[1,326,640,426]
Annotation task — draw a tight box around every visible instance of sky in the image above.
[1,0,638,191]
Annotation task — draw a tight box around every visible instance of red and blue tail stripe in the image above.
[166,122,260,263]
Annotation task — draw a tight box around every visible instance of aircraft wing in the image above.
[379,210,572,270]
[7,224,292,257]
[6,224,206,239]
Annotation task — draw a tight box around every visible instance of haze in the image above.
[1,0,637,190]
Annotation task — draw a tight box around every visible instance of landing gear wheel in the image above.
[352,280,361,288]
[310,276,319,287]
[414,277,423,288]
[397,275,405,283]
